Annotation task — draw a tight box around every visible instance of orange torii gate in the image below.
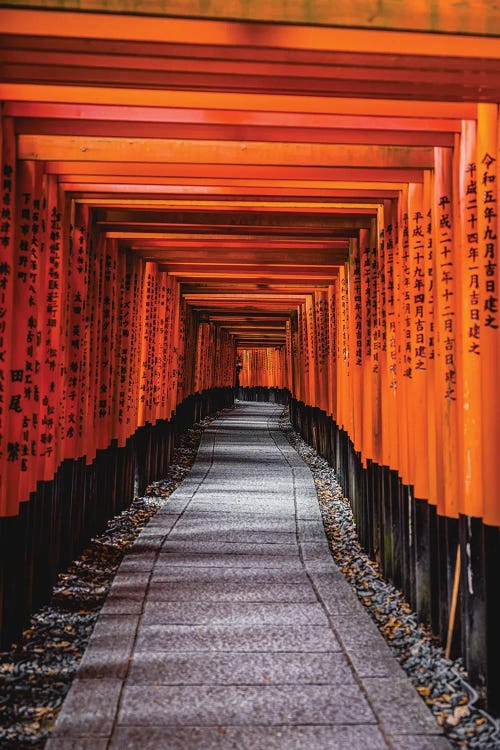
[0,1,499,713]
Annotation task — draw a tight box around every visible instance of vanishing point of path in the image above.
[46,402,451,750]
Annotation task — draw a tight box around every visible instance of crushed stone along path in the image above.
[46,402,451,750]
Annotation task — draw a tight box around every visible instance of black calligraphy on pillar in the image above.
[0,164,13,461]
[402,211,412,378]
[385,220,397,390]
[465,162,480,354]
[481,152,498,331]
[412,210,426,371]
[437,194,456,400]
[426,207,435,360]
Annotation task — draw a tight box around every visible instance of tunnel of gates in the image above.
[0,0,500,715]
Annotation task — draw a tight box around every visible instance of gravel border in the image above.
[0,413,221,749]
[279,410,500,750]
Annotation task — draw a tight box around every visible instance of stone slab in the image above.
[150,565,311,583]
[46,740,109,750]
[388,735,453,749]
[77,614,139,679]
[50,679,122,737]
[153,552,304,569]
[134,623,341,653]
[141,601,328,626]
[127,650,355,686]
[167,530,297,544]
[362,677,445,735]
[109,725,388,750]
[118,684,375,726]
[145,581,317,602]
[159,541,300,557]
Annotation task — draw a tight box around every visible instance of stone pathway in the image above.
[46,402,451,750]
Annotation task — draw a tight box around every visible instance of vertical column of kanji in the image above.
[383,200,398,472]
[370,214,383,467]
[176,298,187,404]
[154,270,167,424]
[97,238,118,449]
[57,186,74,469]
[198,323,207,393]
[305,294,318,408]
[289,312,298,400]
[139,262,157,427]
[326,280,337,419]
[285,319,293,393]
[477,105,499,526]
[360,227,373,465]
[39,175,64,478]
[348,236,363,456]
[458,120,483,517]
[209,323,217,389]
[69,204,90,458]
[6,160,43,511]
[337,263,350,437]
[149,264,161,425]
[167,278,177,413]
[314,290,329,413]
[297,304,307,404]
[193,320,204,394]
[433,147,460,520]
[125,256,143,439]
[375,206,389,469]
[109,242,123,443]
[218,328,225,389]
[183,306,196,399]
[397,187,411,487]
[408,182,428,499]
[421,171,438,507]
[115,250,131,447]
[83,228,103,463]
[95,236,117,450]
[169,280,182,415]
[0,117,15,515]
[207,323,215,390]
[378,203,389,469]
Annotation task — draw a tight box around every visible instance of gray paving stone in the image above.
[134,623,341,653]
[154,552,304,569]
[131,530,168,544]
[100,594,144,615]
[78,615,138,679]
[127,650,355,685]
[168,529,297,544]
[50,679,122,737]
[159,540,300,557]
[363,677,444,735]
[118,551,157,571]
[108,570,151,594]
[46,740,109,750]
[297,519,328,542]
[118,684,375,726]
[110,725,388,750]
[388,735,453,750]
[172,512,296,531]
[146,581,317,602]
[333,615,407,678]
[141,601,328,626]
[152,562,310,582]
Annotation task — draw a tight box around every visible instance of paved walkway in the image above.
[47,403,450,750]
